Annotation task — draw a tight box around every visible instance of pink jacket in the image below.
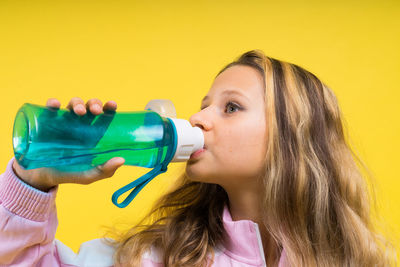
[0,158,287,266]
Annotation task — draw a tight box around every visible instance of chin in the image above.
[185,170,219,185]
[185,169,201,182]
[185,165,208,182]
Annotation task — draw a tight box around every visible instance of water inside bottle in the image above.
[15,144,171,172]
[13,104,175,172]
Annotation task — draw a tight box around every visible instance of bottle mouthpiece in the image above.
[168,118,204,162]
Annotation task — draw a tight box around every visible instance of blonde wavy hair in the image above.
[106,50,397,266]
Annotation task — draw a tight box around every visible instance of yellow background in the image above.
[1,0,399,256]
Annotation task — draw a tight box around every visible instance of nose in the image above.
[189,109,212,131]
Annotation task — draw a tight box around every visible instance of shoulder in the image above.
[142,245,163,263]
[141,243,226,265]
[55,238,226,266]
[55,238,115,267]
[55,238,166,266]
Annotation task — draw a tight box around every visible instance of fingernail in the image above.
[115,157,125,164]
[93,104,101,111]
[76,104,85,112]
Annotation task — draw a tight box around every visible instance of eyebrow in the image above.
[201,89,249,105]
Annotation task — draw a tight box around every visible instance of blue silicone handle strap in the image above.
[111,164,168,208]
[111,117,177,208]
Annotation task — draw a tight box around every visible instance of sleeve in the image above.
[0,157,61,266]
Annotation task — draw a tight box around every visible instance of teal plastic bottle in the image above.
[12,100,204,207]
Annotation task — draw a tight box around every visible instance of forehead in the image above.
[202,65,264,104]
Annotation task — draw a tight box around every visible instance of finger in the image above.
[46,98,61,109]
[66,97,86,116]
[86,98,103,115]
[43,157,125,185]
[103,100,117,112]
[97,157,125,178]
[78,157,125,184]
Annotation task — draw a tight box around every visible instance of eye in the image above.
[199,101,242,113]
[225,101,241,114]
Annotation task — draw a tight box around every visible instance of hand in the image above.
[12,97,125,192]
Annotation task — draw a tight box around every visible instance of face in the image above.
[185,65,267,191]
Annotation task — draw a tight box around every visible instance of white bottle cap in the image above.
[168,118,204,162]
[144,99,177,118]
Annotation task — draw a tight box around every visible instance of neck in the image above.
[223,184,280,265]
[226,186,262,223]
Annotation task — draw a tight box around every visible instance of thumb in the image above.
[49,157,126,186]
[97,157,125,179]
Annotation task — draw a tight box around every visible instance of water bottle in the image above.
[12,100,204,207]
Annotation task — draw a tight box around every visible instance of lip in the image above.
[190,148,206,159]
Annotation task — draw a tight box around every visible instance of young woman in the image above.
[0,50,396,266]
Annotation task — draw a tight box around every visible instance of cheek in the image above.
[185,115,267,183]
[217,125,266,170]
